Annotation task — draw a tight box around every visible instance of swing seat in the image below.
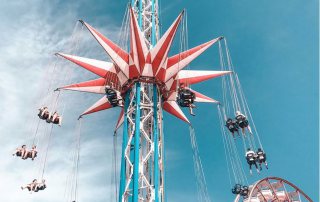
[247,158,255,164]
[231,184,242,194]
[109,97,120,107]
[53,117,61,124]
[177,88,196,107]
[26,151,37,159]
[16,151,22,157]
[39,111,50,120]
[37,184,46,191]
[240,186,249,196]
[227,124,239,133]
[237,118,249,128]
[178,100,191,107]
[106,89,122,107]
[46,116,52,123]
[105,87,117,95]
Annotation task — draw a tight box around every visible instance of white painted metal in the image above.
[131,0,160,48]
[122,83,164,201]
[120,1,164,201]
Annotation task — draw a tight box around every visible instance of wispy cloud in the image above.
[0,1,123,201]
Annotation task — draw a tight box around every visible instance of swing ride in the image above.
[11,0,313,201]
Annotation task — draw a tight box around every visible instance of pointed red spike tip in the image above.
[151,10,185,77]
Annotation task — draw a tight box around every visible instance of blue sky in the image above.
[0,0,318,201]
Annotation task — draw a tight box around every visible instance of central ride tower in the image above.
[56,0,230,200]
[119,0,164,201]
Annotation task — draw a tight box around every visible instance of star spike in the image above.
[166,70,232,91]
[163,100,190,124]
[129,8,149,75]
[189,89,218,103]
[151,10,184,76]
[57,78,107,94]
[80,20,130,77]
[56,53,116,78]
[163,37,222,82]
[176,70,232,85]
[80,96,113,117]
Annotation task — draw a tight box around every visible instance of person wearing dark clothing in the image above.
[235,111,252,135]
[240,186,249,197]
[34,179,46,192]
[225,118,240,138]
[256,148,268,170]
[231,184,242,195]
[245,148,260,175]
[13,145,27,158]
[177,88,196,116]
[105,85,123,107]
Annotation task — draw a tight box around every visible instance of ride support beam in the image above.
[138,0,143,27]
[151,0,156,46]
[153,84,159,202]
[133,82,141,202]
[119,90,131,201]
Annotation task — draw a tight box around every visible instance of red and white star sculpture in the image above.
[56,8,231,128]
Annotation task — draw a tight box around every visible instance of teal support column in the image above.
[138,0,143,27]
[153,84,159,202]
[119,90,131,202]
[151,0,156,46]
[133,83,141,202]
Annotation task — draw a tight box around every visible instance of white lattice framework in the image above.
[121,1,164,201]
[131,0,160,48]
[122,83,164,201]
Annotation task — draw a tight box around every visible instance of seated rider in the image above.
[38,107,50,120]
[23,145,37,161]
[177,88,196,116]
[245,148,260,175]
[256,148,268,170]
[231,184,242,195]
[235,111,252,135]
[13,145,27,157]
[48,111,62,126]
[105,85,123,107]
[34,179,46,192]
[21,179,37,193]
[240,185,249,197]
[225,118,240,138]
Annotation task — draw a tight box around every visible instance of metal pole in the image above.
[138,0,143,27]
[119,90,131,201]
[153,84,159,202]
[133,83,141,202]
[151,0,156,46]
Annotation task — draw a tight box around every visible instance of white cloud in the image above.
[0,1,123,201]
